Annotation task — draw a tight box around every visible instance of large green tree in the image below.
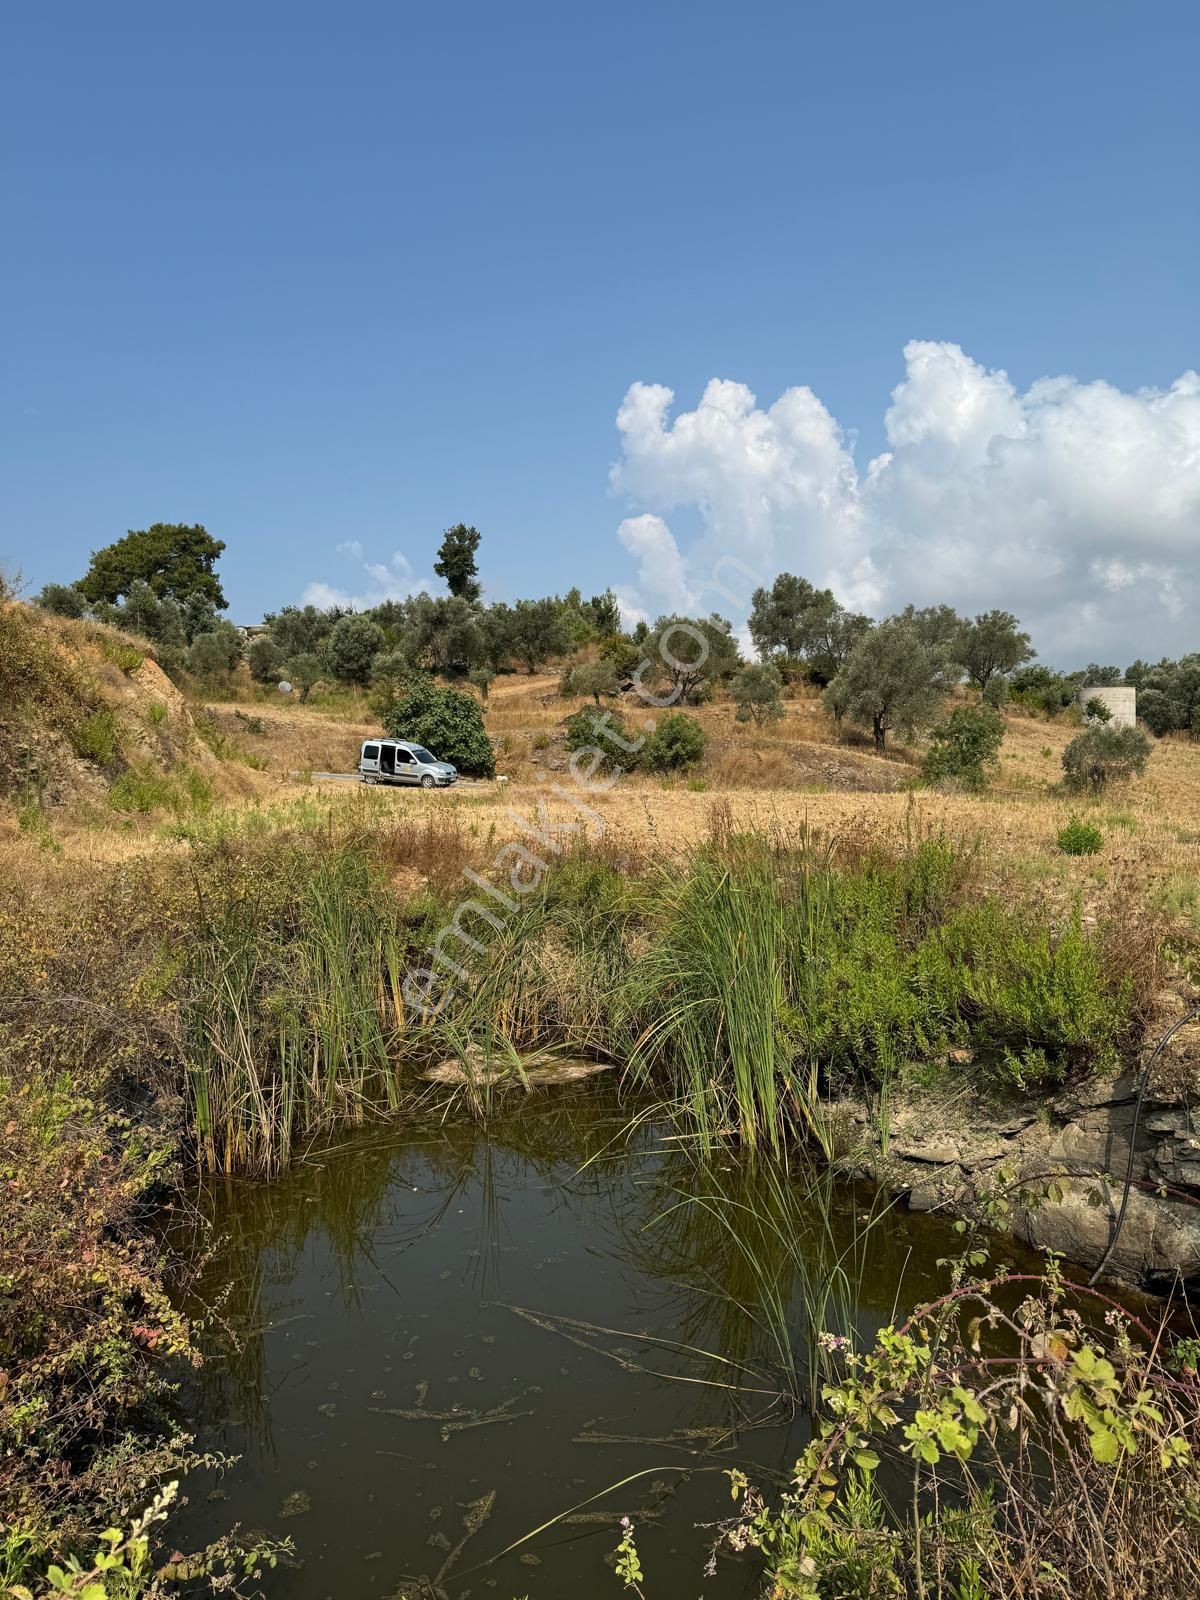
[326,614,384,685]
[433,523,482,602]
[78,523,227,612]
[825,617,950,751]
[748,573,870,682]
[641,613,741,703]
[506,598,570,674]
[958,609,1035,691]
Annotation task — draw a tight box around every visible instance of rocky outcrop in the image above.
[845,1011,1200,1290]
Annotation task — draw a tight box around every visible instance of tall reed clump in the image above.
[181,842,428,1174]
[621,831,836,1154]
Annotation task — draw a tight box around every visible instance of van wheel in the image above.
[420,774,436,789]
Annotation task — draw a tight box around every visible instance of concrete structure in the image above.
[1077,684,1137,728]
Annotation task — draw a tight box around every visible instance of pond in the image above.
[172,1091,1007,1599]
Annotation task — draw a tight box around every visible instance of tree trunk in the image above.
[873,714,886,752]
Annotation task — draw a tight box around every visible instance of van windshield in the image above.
[409,746,435,763]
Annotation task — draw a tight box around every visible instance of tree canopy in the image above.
[958,609,1035,691]
[825,617,951,751]
[433,524,482,602]
[78,523,227,612]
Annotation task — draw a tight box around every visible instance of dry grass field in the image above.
[0,649,1192,948]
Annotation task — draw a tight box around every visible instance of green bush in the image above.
[1058,817,1104,855]
[70,709,121,765]
[108,767,176,813]
[381,676,495,776]
[1062,724,1150,793]
[94,634,145,674]
[921,704,1004,790]
[642,712,707,772]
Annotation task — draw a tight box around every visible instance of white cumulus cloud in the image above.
[610,342,1200,664]
[302,547,435,612]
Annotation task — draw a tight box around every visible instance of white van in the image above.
[359,739,458,788]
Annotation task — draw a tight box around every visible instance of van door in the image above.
[361,743,380,776]
[393,747,417,784]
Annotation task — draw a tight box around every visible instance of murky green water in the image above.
[173,1092,1002,1599]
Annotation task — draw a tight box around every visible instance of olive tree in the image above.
[326,614,384,685]
[641,613,740,703]
[730,662,784,725]
[958,609,1035,692]
[825,618,949,752]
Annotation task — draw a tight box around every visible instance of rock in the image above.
[891,1139,961,1166]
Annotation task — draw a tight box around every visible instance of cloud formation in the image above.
[302,546,434,612]
[610,342,1200,664]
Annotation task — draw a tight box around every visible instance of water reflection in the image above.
[173,1091,995,1599]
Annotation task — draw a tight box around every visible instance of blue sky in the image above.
[2,1,1198,659]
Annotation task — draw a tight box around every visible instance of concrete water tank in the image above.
[1077,685,1137,728]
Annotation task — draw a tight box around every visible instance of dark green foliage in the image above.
[825,617,951,751]
[1124,654,1200,736]
[748,573,870,680]
[34,582,87,618]
[1062,724,1151,792]
[468,664,495,701]
[642,711,707,771]
[1085,696,1113,723]
[505,597,570,673]
[958,608,1035,691]
[731,662,784,724]
[381,676,495,775]
[77,522,226,611]
[1059,817,1104,855]
[641,613,740,702]
[922,704,1005,790]
[433,522,482,602]
[1009,664,1079,716]
[186,621,243,678]
[264,603,342,659]
[246,634,284,682]
[587,588,622,636]
[326,614,384,684]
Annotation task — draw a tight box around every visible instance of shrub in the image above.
[247,634,285,682]
[730,662,784,725]
[147,701,168,726]
[283,653,323,703]
[95,633,145,674]
[1058,817,1104,856]
[35,581,88,618]
[108,767,176,813]
[1062,724,1150,793]
[982,674,1008,709]
[326,614,384,685]
[186,624,242,679]
[642,712,707,772]
[381,676,495,776]
[70,709,121,765]
[565,658,620,705]
[1085,695,1113,723]
[921,704,1004,790]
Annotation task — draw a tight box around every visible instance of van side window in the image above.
[363,744,380,760]
[394,748,412,762]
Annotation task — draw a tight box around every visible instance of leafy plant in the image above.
[70,710,121,766]
[1062,724,1150,792]
[641,712,707,771]
[921,704,1004,790]
[1058,817,1104,856]
[381,675,495,776]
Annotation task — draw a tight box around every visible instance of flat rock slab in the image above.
[424,1055,613,1088]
